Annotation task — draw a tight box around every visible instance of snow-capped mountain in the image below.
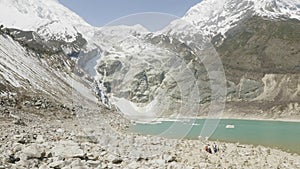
[0,0,94,42]
[163,0,300,41]
[95,0,300,119]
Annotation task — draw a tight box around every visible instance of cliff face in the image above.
[210,16,300,119]
[215,17,300,75]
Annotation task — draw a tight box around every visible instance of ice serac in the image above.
[0,0,93,42]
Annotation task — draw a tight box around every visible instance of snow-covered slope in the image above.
[0,34,96,104]
[163,0,300,40]
[0,0,94,42]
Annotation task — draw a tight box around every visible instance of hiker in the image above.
[208,146,212,154]
[213,143,218,153]
[205,145,212,154]
[104,95,109,105]
[0,25,3,34]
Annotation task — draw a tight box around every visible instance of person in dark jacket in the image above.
[213,143,218,153]
[205,145,212,154]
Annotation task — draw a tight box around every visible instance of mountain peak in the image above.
[184,0,300,23]
[163,0,300,41]
[0,0,92,42]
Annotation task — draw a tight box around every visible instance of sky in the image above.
[59,0,201,30]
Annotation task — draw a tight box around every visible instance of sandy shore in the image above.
[1,103,300,169]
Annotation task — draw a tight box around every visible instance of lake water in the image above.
[130,119,300,154]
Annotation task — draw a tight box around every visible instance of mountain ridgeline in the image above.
[213,16,300,74]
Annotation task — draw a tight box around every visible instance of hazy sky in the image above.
[58,0,201,28]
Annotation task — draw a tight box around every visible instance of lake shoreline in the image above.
[131,116,300,155]
[131,116,300,124]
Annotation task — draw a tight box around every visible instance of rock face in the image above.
[213,16,300,119]
[214,17,300,75]
[92,24,222,117]
[7,28,87,57]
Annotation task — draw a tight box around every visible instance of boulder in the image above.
[50,141,84,158]
[48,160,65,168]
[21,143,45,160]
[112,158,123,164]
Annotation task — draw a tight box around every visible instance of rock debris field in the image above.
[1,100,300,169]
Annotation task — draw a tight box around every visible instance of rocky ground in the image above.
[1,98,300,169]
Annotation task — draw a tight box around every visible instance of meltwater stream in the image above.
[130,119,300,154]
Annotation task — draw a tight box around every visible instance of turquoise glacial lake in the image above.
[130,119,300,154]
